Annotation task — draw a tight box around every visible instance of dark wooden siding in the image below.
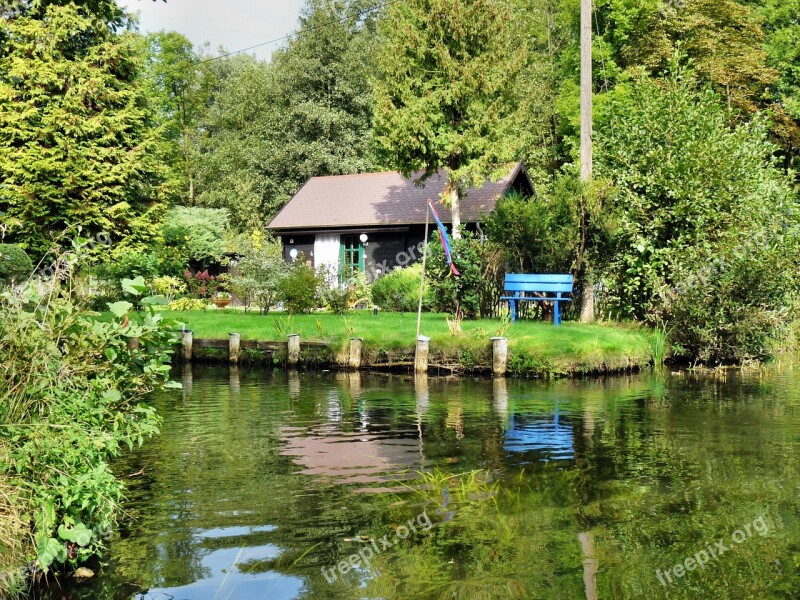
[282,235,315,267]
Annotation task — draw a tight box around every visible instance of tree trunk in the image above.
[447,186,462,239]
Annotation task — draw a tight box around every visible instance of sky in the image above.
[118,0,307,61]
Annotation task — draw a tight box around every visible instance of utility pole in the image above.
[579,0,595,323]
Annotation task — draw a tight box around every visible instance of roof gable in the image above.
[268,162,529,230]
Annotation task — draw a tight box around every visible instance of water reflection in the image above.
[45,368,800,600]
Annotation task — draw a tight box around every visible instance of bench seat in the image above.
[503,274,574,325]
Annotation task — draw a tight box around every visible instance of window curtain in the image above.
[314,234,340,288]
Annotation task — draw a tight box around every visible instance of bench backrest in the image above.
[504,273,574,294]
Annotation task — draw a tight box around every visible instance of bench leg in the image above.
[510,299,517,323]
[553,300,561,326]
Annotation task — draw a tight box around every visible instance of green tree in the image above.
[161,206,229,266]
[0,3,164,258]
[744,0,800,173]
[140,31,210,204]
[194,0,379,230]
[595,70,800,361]
[373,0,524,238]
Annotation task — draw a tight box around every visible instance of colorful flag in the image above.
[428,201,461,277]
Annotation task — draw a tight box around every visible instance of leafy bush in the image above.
[324,284,351,314]
[426,230,503,319]
[168,297,209,311]
[183,269,227,299]
[278,260,323,314]
[372,263,431,312]
[323,270,373,314]
[485,190,577,274]
[161,206,229,265]
[662,228,800,362]
[151,275,185,301]
[595,70,800,361]
[0,244,33,284]
[0,271,176,585]
[229,238,287,313]
[94,248,162,294]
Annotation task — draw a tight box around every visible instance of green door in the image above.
[339,235,365,282]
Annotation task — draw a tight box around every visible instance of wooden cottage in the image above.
[267,162,533,281]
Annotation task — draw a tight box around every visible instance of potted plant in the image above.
[212,291,231,308]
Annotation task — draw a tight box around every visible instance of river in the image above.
[44,366,800,599]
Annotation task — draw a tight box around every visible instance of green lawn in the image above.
[153,309,658,376]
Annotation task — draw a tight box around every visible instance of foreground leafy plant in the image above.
[0,271,179,594]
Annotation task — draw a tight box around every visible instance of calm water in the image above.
[46,367,800,599]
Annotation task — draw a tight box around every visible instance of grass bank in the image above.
[155,309,658,376]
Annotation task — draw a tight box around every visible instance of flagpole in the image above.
[416,201,431,340]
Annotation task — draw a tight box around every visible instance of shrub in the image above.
[278,260,323,314]
[325,284,351,314]
[485,190,577,274]
[0,244,33,284]
[660,228,800,363]
[168,297,209,312]
[426,230,503,319]
[594,70,800,361]
[372,263,431,312]
[0,273,175,587]
[94,248,162,287]
[161,206,228,266]
[151,275,185,301]
[183,270,226,299]
[230,239,287,313]
[322,270,373,314]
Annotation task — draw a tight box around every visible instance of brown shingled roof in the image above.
[268,162,526,230]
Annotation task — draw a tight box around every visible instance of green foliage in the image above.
[150,275,185,301]
[161,206,229,265]
[139,31,210,204]
[168,297,208,312]
[373,0,523,229]
[278,260,323,314]
[230,234,287,314]
[0,266,176,584]
[0,244,32,284]
[0,3,165,258]
[426,230,503,319]
[751,0,800,172]
[324,284,351,315]
[187,0,379,229]
[596,71,800,362]
[486,190,577,273]
[372,263,431,312]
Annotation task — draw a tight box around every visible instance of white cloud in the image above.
[119,0,306,60]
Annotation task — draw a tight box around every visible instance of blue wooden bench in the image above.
[501,274,574,325]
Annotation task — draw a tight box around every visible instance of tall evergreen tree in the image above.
[373,0,523,238]
[0,2,164,256]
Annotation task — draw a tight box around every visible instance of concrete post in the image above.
[491,337,508,376]
[229,333,241,364]
[182,330,193,361]
[349,338,363,370]
[287,334,300,367]
[415,335,430,374]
